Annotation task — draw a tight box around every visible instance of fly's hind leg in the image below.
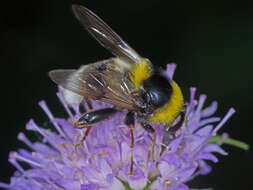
[74,125,92,151]
[124,111,135,175]
[74,107,117,128]
[74,104,117,150]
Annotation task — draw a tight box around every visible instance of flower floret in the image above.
[0,64,237,190]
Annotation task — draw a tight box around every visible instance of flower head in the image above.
[0,64,236,190]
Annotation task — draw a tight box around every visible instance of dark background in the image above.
[0,0,252,189]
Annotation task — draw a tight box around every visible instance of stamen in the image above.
[39,100,66,138]
[0,182,10,188]
[201,101,218,118]
[187,87,197,115]
[57,92,74,119]
[212,108,236,135]
[217,133,229,145]
[166,64,177,79]
[26,119,47,139]
[190,88,196,105]
[17,132,34,149]
[10,152,41,168]
[72,103,81,117]
[8,153,25,173]
[196,94,207,114]
[199,117,220,127]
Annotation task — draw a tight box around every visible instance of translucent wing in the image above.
[72,4,142,63]
[49,58,139,110]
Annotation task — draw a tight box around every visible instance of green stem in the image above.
[208,136,249,150]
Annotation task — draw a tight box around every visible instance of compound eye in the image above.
[144,88,169,107]
[142,92,152,105]
[142,73,172,108]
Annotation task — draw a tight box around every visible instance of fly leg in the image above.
[74,125,92,150]
[74,107,117,128]
[74,99,93,150]
[124,111,135,175]
[160,110,186,155]
[167,110,185,135]
[74,98,93,129]
[74,104,117,150]
[142,124,156,162]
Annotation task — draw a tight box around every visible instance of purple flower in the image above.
[0,64,236,190]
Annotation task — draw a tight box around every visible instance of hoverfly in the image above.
[49,4,185,174]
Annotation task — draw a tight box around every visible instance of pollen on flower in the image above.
[0,64,237,190]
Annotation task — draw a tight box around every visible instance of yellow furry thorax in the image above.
[129,58,152,91]
[149,80,184,125]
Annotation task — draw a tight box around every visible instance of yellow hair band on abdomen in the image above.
[149,80,184,124]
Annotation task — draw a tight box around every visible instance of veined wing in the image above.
[72,4,142,64]
[49,58,139,110]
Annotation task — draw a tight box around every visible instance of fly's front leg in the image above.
[74,107,117,150]
[124,111,135,175]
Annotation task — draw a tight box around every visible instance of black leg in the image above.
[75,107,118,128]
[142,124,156,161]
[167,111,185,135]
[74,98,94,150]
[160,110,186,154]
[142,124,155,133]
[124,112,135,175]
[74,103,117,150]
[84,98,92,111]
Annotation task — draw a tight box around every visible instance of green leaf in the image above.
[208,136,249,150]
